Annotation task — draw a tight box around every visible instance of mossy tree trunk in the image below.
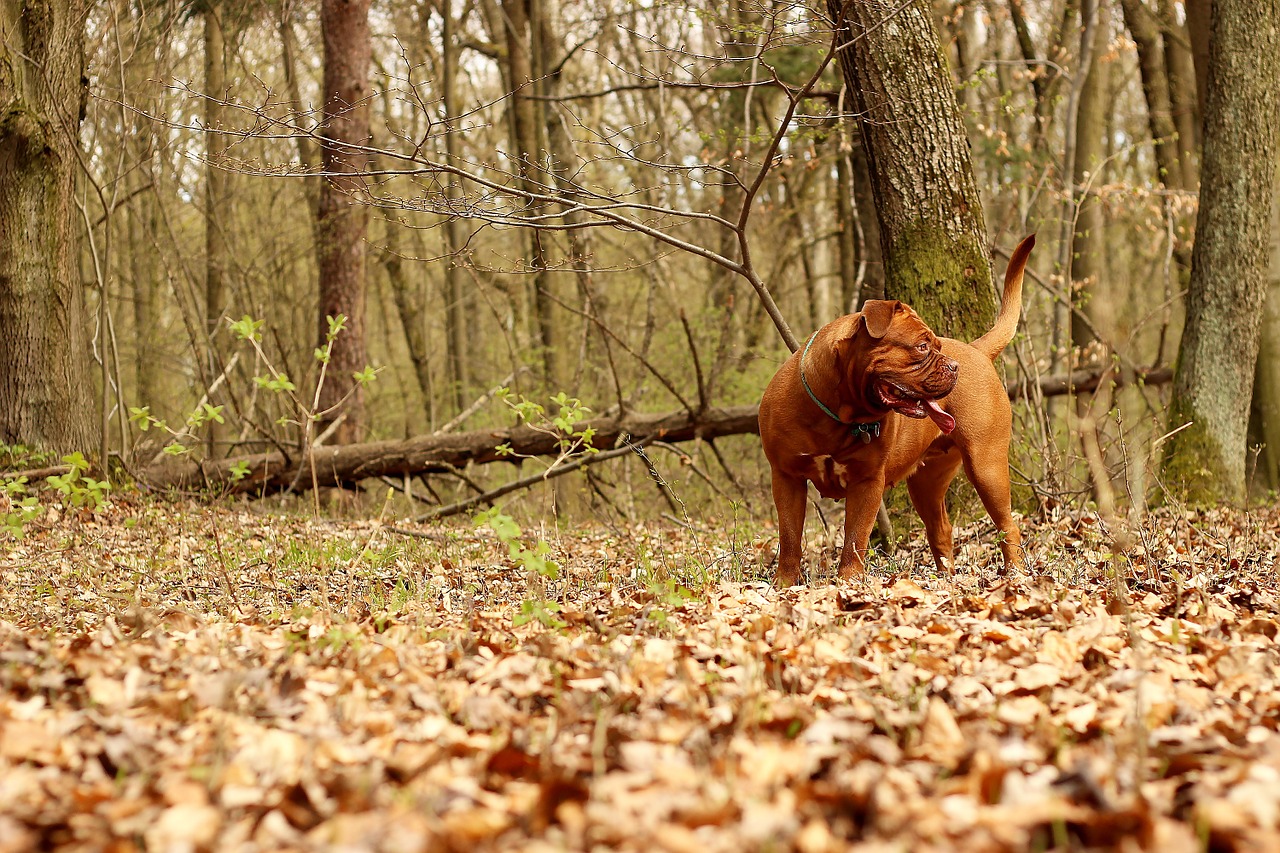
[1164,0,1280,503]
[0,0,93,454]
[315,0,372,444]
[826,0,994,340]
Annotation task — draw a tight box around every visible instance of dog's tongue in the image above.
[924,400,956,434]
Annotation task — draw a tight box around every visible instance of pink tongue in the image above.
[924,400,956,434]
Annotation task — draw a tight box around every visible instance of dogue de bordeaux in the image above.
[759,235,1036,586]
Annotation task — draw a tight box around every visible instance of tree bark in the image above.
[203,7,228,347]
[378,210,434,412]
[1119,0,1186,192]
[1165,0,1280,503]
[828,0,995,340]
[1250,189,1280,492]
[145,404,763,492]
[316,0,372,443]
[0,0,94,453]
[202,5,229,457]
[500,0,567,389]
[1158,0,1200,185]
[1070,0,1113,351]
[1183,0,1211,118]
[441,0,470,412]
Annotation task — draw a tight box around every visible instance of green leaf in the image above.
[229,315,264,342]
[61,452,89,472]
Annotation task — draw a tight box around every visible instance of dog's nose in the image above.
[944,358,959,374]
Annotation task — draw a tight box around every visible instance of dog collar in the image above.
[800,333,882,443]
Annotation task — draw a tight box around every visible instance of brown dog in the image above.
[759,235,1036,586]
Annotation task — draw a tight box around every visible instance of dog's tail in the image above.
[973,234,1035,361]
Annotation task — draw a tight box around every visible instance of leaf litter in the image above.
[0,497,1278,851]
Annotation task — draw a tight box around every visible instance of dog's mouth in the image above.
[874,381,956,434]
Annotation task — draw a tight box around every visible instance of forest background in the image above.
[3,0,1276,524]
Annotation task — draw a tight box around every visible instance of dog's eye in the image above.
[916,341,929,353]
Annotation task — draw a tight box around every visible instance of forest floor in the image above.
[1,497,1278,852]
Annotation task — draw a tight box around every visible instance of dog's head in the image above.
[843,300,959,433]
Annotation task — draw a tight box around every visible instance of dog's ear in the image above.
[859,300,901,339]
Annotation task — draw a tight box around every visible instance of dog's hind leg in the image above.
[907,449,964,573]
[961,454,1024,572]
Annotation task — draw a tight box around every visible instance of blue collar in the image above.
[800,333,881,443]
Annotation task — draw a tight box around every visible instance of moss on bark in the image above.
[1161,396,1239,505]
[884,222,995,341]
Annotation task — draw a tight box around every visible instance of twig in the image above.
[434,369,524,435]
[679,310,709,414]
[145,351,243,467]
[413,439,651,521]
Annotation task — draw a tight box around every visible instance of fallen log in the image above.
[1006,365,1173,400]
[141,405,761,492]
[132,364,1172,494]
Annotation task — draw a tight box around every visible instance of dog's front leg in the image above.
[771,470,809,587]
[837,476,885,580]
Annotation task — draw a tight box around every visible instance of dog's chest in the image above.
[804,454,860,498]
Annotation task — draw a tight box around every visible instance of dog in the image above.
[759,235,1035,586]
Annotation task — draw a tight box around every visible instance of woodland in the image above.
[2,0,1280,850]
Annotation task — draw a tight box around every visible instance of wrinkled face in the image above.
[852,301,960,432]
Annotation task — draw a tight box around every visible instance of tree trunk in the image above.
[316,0,372,443]
[203,7,228,346]
[278,0,322,224]
[1158,0,1201,184]
[501,0,566,389]
[378,210,434,412]
[1164,0,1280,503]
[1183,0,1211,118]
[1070,0,1112,352]
[441,0,470,413]
[129,176,162,409]
[1119,0,1186,192]
[1249,188,1280,492]
[203,5,228,457]
[0,0,94,454]
[834,141,861,315]
[828,0,995,340]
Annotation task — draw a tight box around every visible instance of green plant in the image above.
[46,453,110,510]
[0,443,54,471]
[474,506,560,580]
[1,477,41,539]
[513,598,567,629]
[494,389,597,468]
[475,506,566,629]
[129,402,226,457]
